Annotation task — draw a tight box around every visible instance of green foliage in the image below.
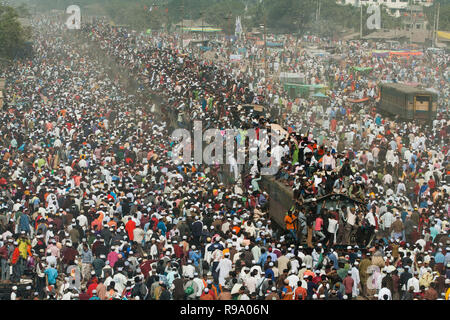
[0,4,31,59]
[20,0,407,34]
[423,0,450,32]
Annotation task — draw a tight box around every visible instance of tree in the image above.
[0,5,31,59]
[20,0,407,34]
[423,0,450,32]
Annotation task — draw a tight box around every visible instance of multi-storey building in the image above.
[337,0,434,17]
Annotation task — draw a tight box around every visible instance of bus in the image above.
[378,83,438,122]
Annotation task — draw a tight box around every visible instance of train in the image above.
[378,83,438,122]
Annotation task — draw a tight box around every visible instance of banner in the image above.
[182,39,191,47]
[230,54,242,61]
[437,30,450,40]
[235,16,242,36]
[182,27,222,32]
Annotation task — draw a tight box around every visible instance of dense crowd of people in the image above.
[0,14,448,301]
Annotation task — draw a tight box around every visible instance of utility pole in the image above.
[360,4,363,39]
[181,1,184,39]
[435,2,440,47]
[409,0,413,47]
[264,11,268,82]
[167,7,170,34]
[202,12,204,41]
[319,0,321,19]
[318,0,321,31]
[181,0,185,50]
[228,12,232,51]
[432,2,437,47]
[315,0,318,22]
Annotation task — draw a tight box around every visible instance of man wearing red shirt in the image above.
[295,281,307,300]
[173,241,184,259]
[314,216,325,242]
[139,257,153,279]
[140,213,149,227]
[312,271,322,284]
[199,288,215,300]
[427,178,435,192]
[125,217,136,241]
[343,271,354,300]
[87,278,98,298]
[61,243,78,268]
[78,290,90,300]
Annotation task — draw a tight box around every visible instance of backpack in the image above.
[185,283,194,295]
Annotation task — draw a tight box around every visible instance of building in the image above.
[363,28,431,44]
[337,0,434,17]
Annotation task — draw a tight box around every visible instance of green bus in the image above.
[378,83,438,122]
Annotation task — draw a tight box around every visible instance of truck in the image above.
[378,83,438,122]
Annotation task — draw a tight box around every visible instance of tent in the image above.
[312,92,328,99]
[182,27,222,32]
[389,51,423,56]
[279,72,305,85]
[283,83,327,99]
[372,50,390,57]
[350,66,373,73]
[347,97,370,103]
[266,41,283,48]
[270,124,289,139]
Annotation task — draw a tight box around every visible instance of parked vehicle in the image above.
[378,83,438,122]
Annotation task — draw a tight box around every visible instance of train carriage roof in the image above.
[379,83,438,96]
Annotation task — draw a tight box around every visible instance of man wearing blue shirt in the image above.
[189,247,202,267]
[157,220,167,236]
[257,248,268,266]
[327,250,339,270]
[306,275,318,299]
[44,265,58,286]
[429,224,438,242]
[265,262,275,282]
[435,248,445,274]
[445,247,450,266]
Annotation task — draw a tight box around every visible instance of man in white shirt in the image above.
[245,271,258,294]
[351,262,361,297]
[10,286,17,300]
[327,217,339,245]
[380,211,394,233]
[286,270,300,289]
[192,273,204,298]
[383,173,393,185]
[344,208,357,244]
[182,260,195,279]
[215,253,232,286]
[76,213,88,231]
[406,272,420,294]
[112,267,127,293]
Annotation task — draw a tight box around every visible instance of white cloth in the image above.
[215,258,232,286]
[351,267,360,297]
[378,287,392,300]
